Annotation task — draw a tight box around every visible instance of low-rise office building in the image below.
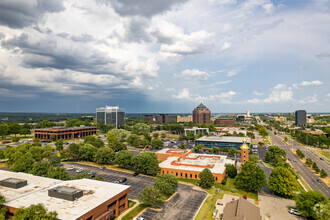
[184,127,209,135]
[156,149,235,183]
[34,126,97,140]
[144,114,173,123]
[0,170,131,220]
[177,115,193,123]
[195,136,251,150]
[214,119,235,127]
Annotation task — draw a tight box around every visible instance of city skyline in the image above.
[0,0,329,113]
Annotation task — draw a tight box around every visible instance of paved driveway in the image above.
[139,184,207,220]
[65,163,155,200]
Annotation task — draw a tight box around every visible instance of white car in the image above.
[133,217,145,220]
[66,166,75,171]
[76,168,83,173]
[289,209,301,216]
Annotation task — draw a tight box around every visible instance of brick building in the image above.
[214,119,235,127]
[0,170,131,220]
[192,103,211,124]
[156,149,235,183]
[144,114,173,123]
[34,126,97,140]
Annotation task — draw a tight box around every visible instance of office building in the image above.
[144,115,154,123]
[307,114,314,124]
[236,115,245,121]
[0,170,131,220]
[184,127,209,135]
[214,119,235,127]
[222,197,261,220]
[144,114,173,123]
[246,109,250,117]
[96,105,125,128]
[177,115,193,123]
[34,126,97,140]
[195,136,251,150]
[295,110,306,126]
[193,103,211,124]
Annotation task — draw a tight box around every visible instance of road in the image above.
[269,131,330,197]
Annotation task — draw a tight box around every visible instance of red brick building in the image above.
[34,126,97,140]
[214,119,235,127]
[193,103,211,124]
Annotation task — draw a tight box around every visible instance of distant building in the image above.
[246,109,250,117]
[144,114,172,123]
[195,136,251,150]
[34,126,97,140]
[184,127,209,135]
[144,115,154,123]
[214,119,235,127]
[0,170,131,220]
[156,149,235,183]
[236,115,245,121]
[193,103,211,124]
[96,105,125,128]
[222,197,261,220]
[307,114,314,124]
[295,110,306,126]
[273,116,287,123]
[177,115,193,123]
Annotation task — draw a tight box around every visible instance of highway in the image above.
[269,131,330,197]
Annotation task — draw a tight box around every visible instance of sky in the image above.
[0,0,329,113]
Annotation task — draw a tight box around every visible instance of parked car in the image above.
[64,142,69,145]
[119,177,127,183]
[317,178,322,183]
[289,209,301,216]
[133,217,145,220]
[76,168,83,173]
[113,180,120,184]
[320,157,324,161]
[133,172,139,176]
[100,166,105,170]
[293,159,297,162]
[66,166,75,171]
[288,158,291,161]
[88,171,96,177]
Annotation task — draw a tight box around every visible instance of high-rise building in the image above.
[246,109,250,117]
[96,105,125,128]
[295,110,306,126]
[192,103,211,124]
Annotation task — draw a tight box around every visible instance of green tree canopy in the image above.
[229,148,237,156]
[127,134,141,147]
[49,154,61,165]
[111,129,128,142]
[225,164,237,178]
[131,152,159,175]
[106,132,117,146]
[268,166,299,197]
[94,147,115,164]
[235,160,266,192]
[265,146,286,166]
[9,123,21,137]
[66,143,80,161]
[0,123,9,139]
[15,204,59,220]
[79,144,98,161]
[133,123,151,135]
[47,166,71,180]
[199,168,215,188]
[138,186,164,207]
[0,193,7,220]
[154,174,178,197]
[29,162,52,177]
[114,150,133,167]
[55,140,64,151]
[10,154,35,173]
[83,135,104,148]
[151,139,164,149]
[295,191,328,219]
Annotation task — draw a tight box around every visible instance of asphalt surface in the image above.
[139,184,207,220]
[65,163,155,200]
[268,131,330,197]
[258,162,274,195]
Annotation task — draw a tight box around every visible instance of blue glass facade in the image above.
[195,140,250,150]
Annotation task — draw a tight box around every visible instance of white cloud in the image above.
[180,68,209,80]
[326,93,330,97]
[172,88,192,100]
[248,84,293,104]
[298,94,318,104]
[221,42,231,51]
[253,90,262,96]
[227,70,238,77]
[293,80,323,89]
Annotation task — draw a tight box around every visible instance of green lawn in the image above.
[177,178,198,185]
[128,200,136,208]
[121,204,147,220]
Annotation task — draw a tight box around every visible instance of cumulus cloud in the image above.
[227,70,238,77]
[221,42,231,51]
[248,84,293,104]
[180,69,209,80]
[293,80,323,89]
[298,94,318,104]
[253,90,262,96]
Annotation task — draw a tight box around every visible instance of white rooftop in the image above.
[159,153,235,174]
[156,148,192,155]
[0,170,130,220]
[196,136,251,143]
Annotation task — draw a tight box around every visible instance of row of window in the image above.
[162,170,218,181]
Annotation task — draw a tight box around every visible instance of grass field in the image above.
[121,204,147,220]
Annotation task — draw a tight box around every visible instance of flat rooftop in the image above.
[0,170,130,220]
[196,136,251,143]
[159,153,235,174]
[156,148,192,155]
[34,126,96,131]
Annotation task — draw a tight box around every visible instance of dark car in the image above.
[119,177,127,183]
[133,172,139,176]
[317,178,322,183]
[88,171,96,178]
[320,157,324,161]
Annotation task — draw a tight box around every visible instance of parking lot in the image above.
[64,163,155,200]
[139,184,207,220]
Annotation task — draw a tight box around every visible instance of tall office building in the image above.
[295,110,306,126]
[96,105,125,128]
[193,103,211,124]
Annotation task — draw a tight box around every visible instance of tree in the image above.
[0,123,9,139]
[313,162,320,173]
[15,203,59,220]
[225,164,237,178]
[320,169,327,178]
[268,166,299,197]
[20,128,31,137]
[47,167,71,180]
[284,136,288,142]
[94,147,115,164]
[111,129,128,142]
[143,131,152,144]
[295,191,327,219]
[0,193,7,220]
[29,162,52,177]
[127,134,141,147]
[186,131,196,141]
[235,160,266,192]
[265,146,286,166]
[29,146,45,162]
[154,174,178,197]
[153,133,159,139]
[131,152,159,175]
[114,150,133,167]
[9,123,21,137]
[138,186,164,207]
[296,149,305,159]
[229,148,237,157]
[110,141,127,152]
[66,143,80,161]
[212,146,220,154]
[180,143,186,149]
[84,135,104,148]
[194,144,204,153]
[55,140,64,151]
[306,158,313,166]
[161,133,166,138]
[199,168,215,188]
[151,139,164,149]
[133,123,151,135]
[49,135,56,141]
[11,154,35,173]
[49,154,61,165]
[79,144,97,161]
[106,132,117,146]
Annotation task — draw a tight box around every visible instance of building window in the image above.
[185,173,187,178]
[176,172,178,176]
[181,173,182,177]
[216,177,218,181]
[190,174,192,178]
[195,174,197,179]
[86,216,93,220]
[119,195,126,201]
[108,201,116,211]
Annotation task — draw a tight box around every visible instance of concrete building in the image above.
[144,115,154,123]
[295,110,307,126]
[0,170,131,220]
[214,119,235,127]
[96,106,125,128]
[236,115,245,121]
[144,114,172,123]
[222,197,261,220]
[246,109,250,117]
[195,136,251,150]
[193,103,211,124]
[273,116,287,123]
[34,126,97,140]
[156,149,235,183]
[307,114,314,124]
[177,115,193,123]
[184,127,209,135]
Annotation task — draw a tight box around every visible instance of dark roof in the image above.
[222,198,261,220]
[197,103,207,108]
